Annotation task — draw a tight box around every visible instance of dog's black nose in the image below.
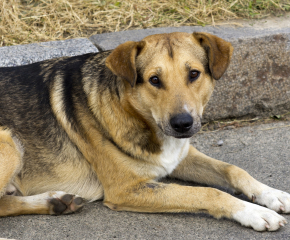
[170,113,193,133]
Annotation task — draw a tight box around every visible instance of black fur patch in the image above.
[136,71,144,85]
[146,183,160,189]
[107,137,135,158]
[202,46,211,76]
[166,36,174,59]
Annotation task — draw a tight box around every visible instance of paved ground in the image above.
[0,121,289,240]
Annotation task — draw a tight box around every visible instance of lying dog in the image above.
[0,32,289,231]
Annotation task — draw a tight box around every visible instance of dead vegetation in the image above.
[0,0,289,46]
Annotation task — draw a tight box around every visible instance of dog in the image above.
[0,32,289,231]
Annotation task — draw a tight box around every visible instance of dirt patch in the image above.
[200,112,290,133]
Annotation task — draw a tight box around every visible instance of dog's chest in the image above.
[155,137,189,178]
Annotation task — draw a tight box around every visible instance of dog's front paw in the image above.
[233,201,287,231]
[254,187,290,213]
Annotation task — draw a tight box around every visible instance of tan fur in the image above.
[0,32,288,231]
[0,128,23,198]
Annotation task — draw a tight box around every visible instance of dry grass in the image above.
[0,0,289,46]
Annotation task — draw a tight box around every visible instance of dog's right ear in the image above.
[106,41,145,87]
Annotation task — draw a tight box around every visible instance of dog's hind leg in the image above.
[0,191,85,216]
[0,127,23,198]
[0,128,85,217]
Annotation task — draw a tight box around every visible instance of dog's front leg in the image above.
[93,140,287,231]
[104,180,287,231]
[170,146,290,215]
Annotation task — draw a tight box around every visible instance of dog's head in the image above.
[106,32,233,138]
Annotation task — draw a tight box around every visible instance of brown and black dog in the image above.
[0,32,289,231]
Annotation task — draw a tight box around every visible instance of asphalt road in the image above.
[0,121,289,239]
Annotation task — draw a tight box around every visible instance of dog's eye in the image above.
[189,70,200,82]
[149,76,160,86]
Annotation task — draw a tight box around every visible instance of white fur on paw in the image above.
[233,201,287,231]
[255,188,290,213]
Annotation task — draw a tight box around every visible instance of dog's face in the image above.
[106,32,233,138]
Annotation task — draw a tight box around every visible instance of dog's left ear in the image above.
[106,41,145,87]
[192,32,233,80]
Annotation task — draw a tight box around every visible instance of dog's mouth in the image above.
[158,116,202,139]
[167,124,201,138]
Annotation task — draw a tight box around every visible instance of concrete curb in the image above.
[0,38,98,67]
[89,26,290,50]
[1,24,290,121]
